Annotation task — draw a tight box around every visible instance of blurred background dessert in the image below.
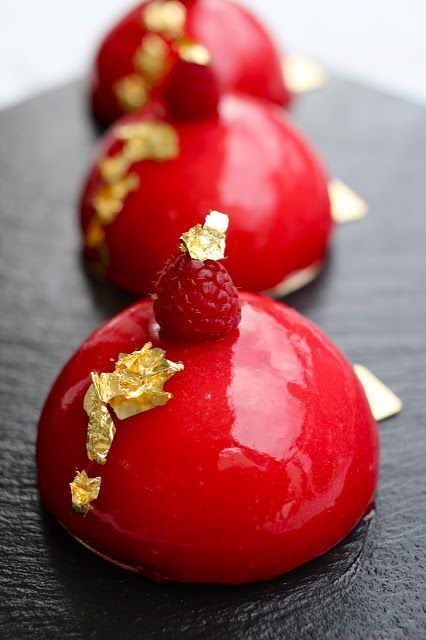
[1,0,424,110]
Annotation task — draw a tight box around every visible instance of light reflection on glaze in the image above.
[217,447,265,472]
[218,100,282,224]
[61,378,89,412]
[263,459,351,535]
[228,302,306,461]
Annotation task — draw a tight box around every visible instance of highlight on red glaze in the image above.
[80,94,333,295]
[90,0,290,126]
[37,293,379,584]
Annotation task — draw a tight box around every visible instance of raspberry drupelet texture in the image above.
[153,251,241,339]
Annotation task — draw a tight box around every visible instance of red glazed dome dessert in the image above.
[80,93,332,295]
[90,0,290,126]
[38,216,378,584]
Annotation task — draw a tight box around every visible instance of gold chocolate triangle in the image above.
[282,55,327,93]
[329,179,368,223]
[354,364,402,422]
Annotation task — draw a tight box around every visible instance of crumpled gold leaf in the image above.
[99,153,130,183]
[143,0,186,39]
[70,470,101,516]
[122,137,150,163]
[88,121,178,272]
[88,121,177,266]
[83,343,184,464]
[145,122,179,160]
[108,344,184,419]
[84,376,117,465]
[92,174,140,225]
[113,73,148,112]
[116,122,153,140]
[92,187,123,224]
[134,33,169,81]
[176,38,210,65]
[180,210,229,261]
[118,121,179,163]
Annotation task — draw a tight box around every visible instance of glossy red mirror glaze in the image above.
[80,94,333,295]
[91,0,290,126]
[37,293,379,584]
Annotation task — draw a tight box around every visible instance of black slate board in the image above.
[0,76,425,640]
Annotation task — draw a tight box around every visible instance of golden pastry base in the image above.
[61,522,139,573]
[264,259,324,298]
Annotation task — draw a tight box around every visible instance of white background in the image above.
[0,0,425,109]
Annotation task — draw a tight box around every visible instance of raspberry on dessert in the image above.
[153,211,241,339]
[154,252,240,338]
[164,58,220,120]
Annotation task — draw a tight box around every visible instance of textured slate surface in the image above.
[0,78,425,639]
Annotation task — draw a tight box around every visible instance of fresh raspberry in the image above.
[153,252,241,339]
[164,59,220,121]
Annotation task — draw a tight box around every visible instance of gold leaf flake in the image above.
[176,38,211,65]
[119,121,179,163]
[282,55,327,93]
[180,210,229,261]
[122,137,150,163]
[134,34,170,81]
[85,218,105,249]
[329,179,368,223]
[144,122,180,160]
[92,187,123,225]
[88,120,177,274]
[143,0,186,39]
[110,173,140,199]
[113,74,148,112]
[87,121,177,271]
[92,174,140,225]
[354,364,402,422]
[108,343,184,419]
[87,404,116,464]
[99,154,130,183]
[83,343,184,464]
[115,122,153,140]
[70,470,101,516]
[84,377,117,465]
